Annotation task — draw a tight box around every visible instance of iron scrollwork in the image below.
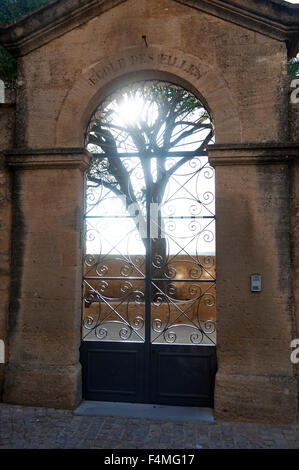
[82,80,216,345]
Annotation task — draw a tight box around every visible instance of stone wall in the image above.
[3,150,89,409]
[0,103,15,398]
[13,0,288,149]
[289,76,299,410]
[209,145,297,424]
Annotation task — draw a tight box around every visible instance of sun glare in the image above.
[117,95,145,125]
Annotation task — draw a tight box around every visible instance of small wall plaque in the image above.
[251,274,262,292]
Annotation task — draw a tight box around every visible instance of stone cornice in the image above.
[5,148,91,170]
[207,143,299,166]
[0,103,16,109]
[175,1,299,49]
[0,0,127,57]
[0,0,298,57]
[6,144,298,169]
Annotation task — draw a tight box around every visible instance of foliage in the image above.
[0,0,50,23]
[0,45,16,88]
[288,56,299,76]
[0,0,50,88]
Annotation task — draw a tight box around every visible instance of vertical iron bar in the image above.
[81,171,88,341]
[144,154,152,403]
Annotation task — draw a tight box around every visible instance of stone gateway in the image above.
[0,0,299,424]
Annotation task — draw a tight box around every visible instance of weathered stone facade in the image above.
[0,0,299,423]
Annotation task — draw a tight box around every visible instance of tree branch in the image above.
[87,176,123,198]
[163,129,214,180]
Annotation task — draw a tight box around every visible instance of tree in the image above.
[0,0,51,88]
[87,83,213,206]
[86,81,214,277]
[288,54,299,76]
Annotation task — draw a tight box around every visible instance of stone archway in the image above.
[1,0,298,424]
[51,49,298,422]
[55,46,242,147]
[3,44,243,413]
[54,51,241,412]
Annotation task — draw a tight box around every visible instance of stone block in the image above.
[3,362,82,409]
[214,372,298,424]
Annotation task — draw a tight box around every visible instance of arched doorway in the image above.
[80,80,217,406]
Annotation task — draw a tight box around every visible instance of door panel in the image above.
[151,344,217,407]
[80,341,146,403]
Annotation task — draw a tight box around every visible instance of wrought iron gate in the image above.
[80,81,217,406]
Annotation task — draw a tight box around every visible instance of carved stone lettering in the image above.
[87,58,127,86]
[157,54,202,80]
[86,51,203,87]
[129,53,154,66]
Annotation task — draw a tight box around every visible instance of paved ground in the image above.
[0,403,298,449]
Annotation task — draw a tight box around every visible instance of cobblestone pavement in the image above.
[0,403,298,449]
